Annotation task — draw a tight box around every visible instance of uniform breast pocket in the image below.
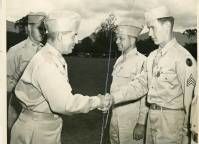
[159,73,176,83]
[116,71,136,81]
[56,63,67,76]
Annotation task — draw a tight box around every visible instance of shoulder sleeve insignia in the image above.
[186,58,192,67]
[187,74,196,87]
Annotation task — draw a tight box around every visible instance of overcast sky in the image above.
[7,0,197,39]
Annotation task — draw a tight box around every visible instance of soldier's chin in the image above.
[63,50,72,55]
[118,46,123,52]
[153,39,159,45]
[62,48,72,55]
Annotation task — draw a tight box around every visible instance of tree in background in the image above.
[73,13,119,58]
[183,29,197,60]
[183,28,197,39]
[73,13,158,58]
[8,17,197,59]
[15,15,29,37]
[136,37,158,57]
[92,13,119,57]
[7,15,47,50]
[7,16,28,50]
[184,43,197,60]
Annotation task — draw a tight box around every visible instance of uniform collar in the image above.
[123,48,138,59]
[44,43,62,57]
[158,38,177,56]
[26,38,43,49]
[44,43,66,66]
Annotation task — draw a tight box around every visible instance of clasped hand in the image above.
[97,93,113,112]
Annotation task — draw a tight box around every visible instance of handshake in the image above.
[97,93,114,112]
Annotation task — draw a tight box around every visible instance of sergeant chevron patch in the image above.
[187,74,196,87]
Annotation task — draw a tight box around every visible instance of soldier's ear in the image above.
[56,32,63,41]
[27,25,31,36]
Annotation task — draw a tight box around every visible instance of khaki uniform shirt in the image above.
[114,39,197,126]
[147,38,196,125]
[7,38,43,92]
[111,48,148,124]
[15,43,100,115]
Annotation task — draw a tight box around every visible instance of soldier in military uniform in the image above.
[7,12,46,132]
[144,6,197,144]
[109,18,148,144]
[107,6,196,144]
[10,11,111,144]
[190,83,198,144]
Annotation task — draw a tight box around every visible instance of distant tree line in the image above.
[72,14,120,58]
[183,28,197,60]
[72,15,197,59]
[7,14,197,60]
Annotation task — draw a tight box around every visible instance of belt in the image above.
[20,109,60,121]
[150,104,184,111]
[192,132,198,143]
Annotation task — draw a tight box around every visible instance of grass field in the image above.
[61,56,116,144]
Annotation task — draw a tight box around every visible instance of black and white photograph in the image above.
[5,0,198,144]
